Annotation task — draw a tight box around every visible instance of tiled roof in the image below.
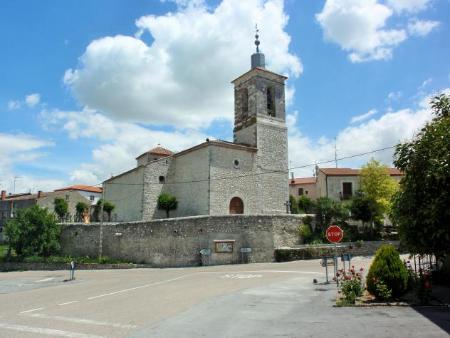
[55,185,102,193]
[319,167,404,176]
[289,177,316,185]
[137,146,174,159]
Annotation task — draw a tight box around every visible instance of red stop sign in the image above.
[326,225,344,243]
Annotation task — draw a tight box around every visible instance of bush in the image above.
[336,266,364,305]
[299,224,312,243]
[298,195,314,213]
[366,244,408,299]
[4,205,61,257]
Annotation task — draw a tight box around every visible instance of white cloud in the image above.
[0,133,62,193]
[42,109,210,184]
[387,91,402,101]
[407,19,439,37]
[64,0,301,129]
[288,90,448,177]
[350,109,378,124]
[386,0,432,13]
[316,0,437,63]
[25,93,41,107]
[7,100,21,110]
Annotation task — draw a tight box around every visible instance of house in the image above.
[289,177,317,200]
[103,36,289,221]
[0,189,89,230]
[54,185,102,205]
[316,167,404,201]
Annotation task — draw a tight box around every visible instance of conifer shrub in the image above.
[366,244,408,299]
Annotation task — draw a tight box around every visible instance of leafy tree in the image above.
[298,195,315,213]
[392,93,450,257]
[103,201,115,222]
[289,195,298,214]
[315,197,349,230]
[359,158,398,221]
[350,191,379,225]
[157,193,178,218]
[4,205,61,257]
[94,199,103,221]
[54,197,68,221]
[75,202,89,222]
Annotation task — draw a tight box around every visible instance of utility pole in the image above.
[98,185,104,259]
[334,138,338,168]
[13,176,21,194]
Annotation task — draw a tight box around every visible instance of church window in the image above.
[159,176,165,184]
[267,87,275,117]
[229,197,244,214]
[241,88,249,115]
[233,159,240,169]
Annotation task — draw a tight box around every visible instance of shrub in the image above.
[298,195,314,213]
[375,281,392,301]
[299,224,312,243]
[336,266,364,305]
[366,244,408,298]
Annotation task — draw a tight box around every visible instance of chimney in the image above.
[1,190,6,201]
[37,191,43,198]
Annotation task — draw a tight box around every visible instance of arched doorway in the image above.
[229,197,244,214]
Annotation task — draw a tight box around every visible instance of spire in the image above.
[251,24,265,69]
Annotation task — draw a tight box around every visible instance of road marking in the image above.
[28,313,138,329]
[19,307,44,314]
[0,322,104,338]
[59,301,79,306]
[87,275,190,300]
[35,277,55,283]
[222,274,263,279]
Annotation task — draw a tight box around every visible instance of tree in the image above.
[350,191,379,225]
[359,158,398,222]
[54,197,68,222]
[289,195,298,214]
[103,201,115,222]
[157,193,178,218]
[298,195,314,213]
[4,205,61,257]
[392,93,450,256]
[75,202,89,222]
[315,197,348,230]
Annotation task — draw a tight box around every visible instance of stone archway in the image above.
[229,197,244,214]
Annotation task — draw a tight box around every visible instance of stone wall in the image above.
[60,215,304,267]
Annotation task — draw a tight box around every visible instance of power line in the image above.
[93,144,397,187]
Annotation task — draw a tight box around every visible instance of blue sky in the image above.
[1,0,449,193]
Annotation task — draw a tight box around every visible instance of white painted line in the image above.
[35,277,55,283]
[19,307,44,314]
[0,322,104,338]
[28,313,138,329]
[58,301,79,306]
[87,275,190,300]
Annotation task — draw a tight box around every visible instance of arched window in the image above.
[229,197,244,214]
[267,87,275,117]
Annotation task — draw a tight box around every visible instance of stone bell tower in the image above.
[231,28,289,213]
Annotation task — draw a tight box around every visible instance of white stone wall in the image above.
[209,145,257,215]
[104,166,144,222]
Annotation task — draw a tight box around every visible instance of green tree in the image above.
[75,201,89,222]
[4,205,61,257]
[289,195,298,214]
[157,193,178,218]
[359,159,398,221]
[298,195,314,213]
[350,191,379,225]
[103,201,115,222]
[54,197,68,222]
[315,197,348,230]
[392,93,450,256]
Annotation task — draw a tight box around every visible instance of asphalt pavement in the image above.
[0,257,448,337]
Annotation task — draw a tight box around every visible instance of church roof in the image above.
[231,67,288,84]
[136,146,174,159]
[174,139,257,158]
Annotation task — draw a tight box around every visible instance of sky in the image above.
[1,0,449,193]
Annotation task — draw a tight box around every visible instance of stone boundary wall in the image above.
[0,262,145,272]
[60,215,304,268]
[275,241,401,262]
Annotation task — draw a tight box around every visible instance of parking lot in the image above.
[0,257,448,337]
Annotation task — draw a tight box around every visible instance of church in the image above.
[103,34,289,221]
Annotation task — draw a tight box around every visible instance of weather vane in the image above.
[255,24,260,53]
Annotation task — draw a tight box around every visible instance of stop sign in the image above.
[326,225,344,243]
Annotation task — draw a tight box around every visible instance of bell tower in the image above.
[231,28,289,214]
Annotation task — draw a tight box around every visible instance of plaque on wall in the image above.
[214,240,235,253]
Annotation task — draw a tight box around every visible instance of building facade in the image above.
[103,38,289,222]
[289,177,318,200]
[54,185,102,205]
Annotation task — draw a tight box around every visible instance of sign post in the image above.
[325,225,344,285]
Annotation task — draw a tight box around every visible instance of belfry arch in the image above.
[229,197,244,214]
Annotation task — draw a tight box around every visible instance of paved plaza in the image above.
[0,257,449,337]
